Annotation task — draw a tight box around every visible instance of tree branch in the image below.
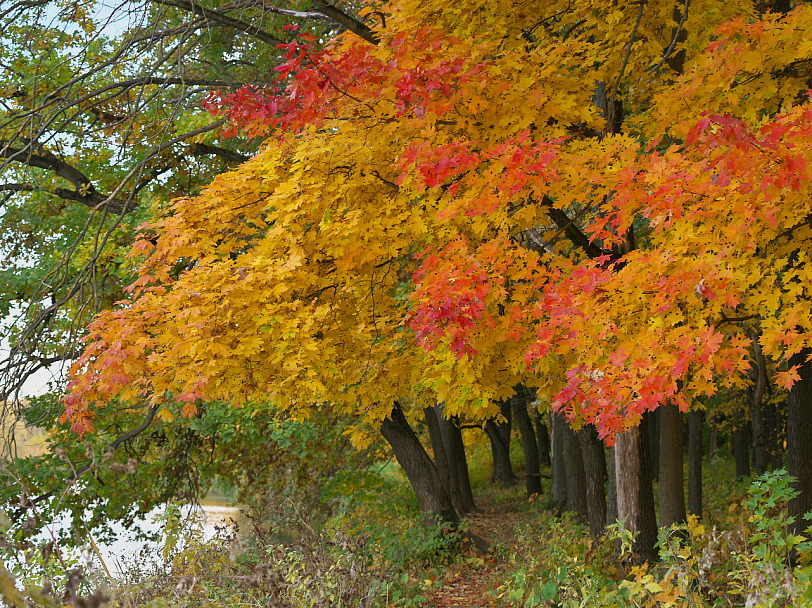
[11,405,160,522]
[151,0,284,47]
[0,143,135,214]
[539,195,604,259]
[311,0,380,44]
[607,0,646,133]
[188,142,250,163]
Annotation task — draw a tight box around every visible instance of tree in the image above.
[0,0,370,403]
[63,0,812,538]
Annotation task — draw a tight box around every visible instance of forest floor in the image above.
[426,497,524,608]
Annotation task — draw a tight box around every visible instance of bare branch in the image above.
[650,0,690,73]
[607,0,647,133]
[0,143,135,213]
[151,0,284,46]
[311,0,380,45]
[188,142,250,163]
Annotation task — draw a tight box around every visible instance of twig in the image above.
[607,0,647,133]
[649,0,690,72]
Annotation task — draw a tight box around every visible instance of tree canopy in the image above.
[61,0,812,445]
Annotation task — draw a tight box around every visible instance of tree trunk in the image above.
[439,409,478,513]
[424,406,463,515]
[647,408,660,482]
[788,349,812,538]
[380,403,459,528]
[577,424,607,538]
[485,400,515,487]
[750,329,770,475]
[562,420,588,522]
[534,411,552,467]
[551,411,568,510]
[614,420,658,562]
[512,386,543,498]
[607,446,618,525]
[688,409,703,518]
[732,423,751,479]
[658,403,687,528]
[764,397,784,471]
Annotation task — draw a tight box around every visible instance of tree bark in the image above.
[551,411,568,510]
[607,446,618,525]
[485,400,515,487]
[708,426,718,458]
[438,408,478,513]
[749,329,770,475]
[562,420,588,522]
[658,403,687,528]
[647,408,661,482]
[577,424,607,538]
[534,411,552,467]
[788,349,812,538]
[423,406,464,516]
[764,397,784,471]
[732,423,751,479]
[380,403,459,528]
[688,409,703,518]
[511,386,543,497]
[614,419,658,562]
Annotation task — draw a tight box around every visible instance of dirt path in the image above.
[425,501,522,608]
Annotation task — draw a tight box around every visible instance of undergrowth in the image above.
[5,443,812,608]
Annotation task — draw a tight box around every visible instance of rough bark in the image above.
[380,403,459,528]
[511,386,543,498]
[577,424,607,538]
[423,406,463,516]
[647,408,660,482]
[607,446,618,525]
[732,424,751,479]
[534,411,552,467]
[658,403,687,528]
[749,328,770,474]
[788,349,812,538]
[551,411,568,510]
[485,400,515,487]
[439,409,478,513]
[764,397,784,471]
[708,426,718,458]
[688,409,703,518]
[562,421,588,522]
[614,420,658,563]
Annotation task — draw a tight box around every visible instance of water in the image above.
[39,500,248,577]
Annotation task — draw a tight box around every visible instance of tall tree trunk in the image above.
[439,409,478,513]
[708,426,718,459]
[658,403,687,528]
[607,446,618,525]
[647,408,660,482]
[512,386,543,498]
[788,349,812,538]
[764,397,784,471]
[732,423,751,479]
[615,419,658,562]
[551,412,568,510]
[534,411,552,467]
[562,420,588,522]
[688,409,703,518]
[423,406,463,515]
[750,329,770,475]
[485,400,515,487]
[577,424,607,538]
[381,403,459,528]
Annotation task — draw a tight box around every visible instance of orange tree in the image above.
[64,0,812,542]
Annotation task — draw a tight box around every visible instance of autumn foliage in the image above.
[65,0,812,442]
